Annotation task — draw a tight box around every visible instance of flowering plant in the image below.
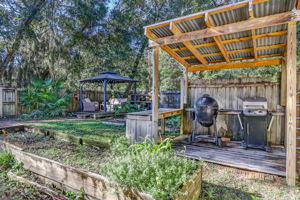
[1,130,7,136]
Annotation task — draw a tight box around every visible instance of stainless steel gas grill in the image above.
[242,97,272,151]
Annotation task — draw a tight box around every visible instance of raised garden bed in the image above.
[0,126,203,200]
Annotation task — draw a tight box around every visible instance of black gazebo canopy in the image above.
[79,70,138,112]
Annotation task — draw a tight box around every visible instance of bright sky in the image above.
[107,0,118,10]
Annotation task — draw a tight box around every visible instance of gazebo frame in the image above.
[79,70,138,113]
[145,0,299,186]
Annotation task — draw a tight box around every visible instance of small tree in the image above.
[20,79,71,119]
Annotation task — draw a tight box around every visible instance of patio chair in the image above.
[100,98,128,112]
[82,98,99,112]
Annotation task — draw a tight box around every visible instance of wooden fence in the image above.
[188,76,287,145]
[0,90,180,117]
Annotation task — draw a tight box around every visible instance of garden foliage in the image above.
[102,137,200,200]
[20,79,71,119]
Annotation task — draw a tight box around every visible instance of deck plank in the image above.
[175,143,286,176]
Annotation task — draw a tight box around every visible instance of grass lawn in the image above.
[27,120,125,144]
[201,164,300,200]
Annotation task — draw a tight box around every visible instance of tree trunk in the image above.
[0,0,48,84]
[123,39,148,97]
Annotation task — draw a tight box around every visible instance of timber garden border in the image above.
[0,125,203,200]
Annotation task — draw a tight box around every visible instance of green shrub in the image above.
[0,151,15,170]
[102,137,200,200]
[20,79,71,119]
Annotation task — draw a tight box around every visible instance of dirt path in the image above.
[0,117,79,128]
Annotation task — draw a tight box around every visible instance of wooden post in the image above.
[181,70,190,135]
[180,77,185,109]
[133,82,137,104]
[79,83,83,111]
[103,80,107,113]
[281,59,287,106]
[285,22,297,186]
[161,119,166,135]
[152,47,159,142]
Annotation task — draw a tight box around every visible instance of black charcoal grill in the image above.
[190,94,220,146]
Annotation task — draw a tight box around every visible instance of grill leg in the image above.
[213,118,218,146]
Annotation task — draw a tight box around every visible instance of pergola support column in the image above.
[133,82,137,104]
[285,22,297,186]
[103,80,107,113]
[152,47,159,142]
[180,69,188,135]
[79,83,83,112]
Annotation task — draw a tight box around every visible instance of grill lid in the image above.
[194,94,219,127]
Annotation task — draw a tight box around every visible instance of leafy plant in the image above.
[20,79,71,119]
[102,137,201,200]
[0,151,15,170]
[113,101,144,116]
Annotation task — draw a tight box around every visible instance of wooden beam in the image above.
[170,22,208,64]
[280,59,287,106]
[249,1,258,59]
[187,58,281,72]
[205,13,230,62]
[161,45,191,67]
[173,30,288,52]
[297,0,300,10]
[183,44,284,58]
[149,11,300,47]
[145,27,190,67]
[285,22,297,186]
[152,47,159,142]
[256,43,285,50]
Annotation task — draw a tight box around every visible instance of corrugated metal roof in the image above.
[176,17,207,33]
[168,43,185,49]
[190,37,215,45]
[210,6,249,26]
[205,55,225,62]
[146,0,294,65]
[198,46,220,54]
[256,24,288,35]
[253,0,296,18]
[176,49,194,57]
[225,40,253,51]
[185,58,200,64]
[257,47,284,56]
[221,30,252,41]
[150,25,173,38]
[256,35,286,46]
[229,51,253,59]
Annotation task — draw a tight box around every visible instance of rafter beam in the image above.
[169,22,207,64]
[170,22,207,64]
[172,30,288,52]
[145,27,191,67]
[205,13,230,62]
[188,58,281,72]
[182,44,284,59]
[148,11,300,47]
[249,1,258,59]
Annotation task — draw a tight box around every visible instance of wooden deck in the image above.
[175,141,286,177]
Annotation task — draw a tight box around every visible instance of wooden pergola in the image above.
[144,0,299,186]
